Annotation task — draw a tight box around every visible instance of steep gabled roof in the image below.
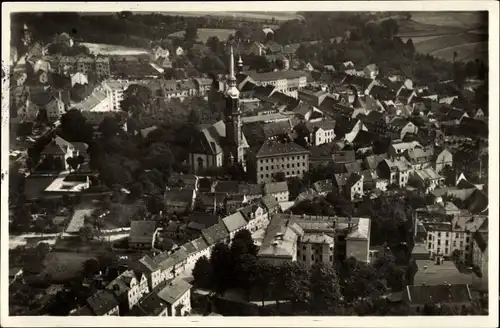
[256,140,309,157]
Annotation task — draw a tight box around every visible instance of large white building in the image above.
[423,215,487,262]
[102,80,130,111]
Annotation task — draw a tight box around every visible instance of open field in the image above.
[165,11,302,22]
[431,42,489,62]
[42,252,96,282]
[410,12,487,30]
[168,28,237,43]
[81,42,150,55]
[413,32,487,54]
[396,12,488,62]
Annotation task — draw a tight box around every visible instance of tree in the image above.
[66,154,84,172]
[98,116,122,139]
[188,107,202,124]
[230,229,257,257]
[60,109,93,143]
[185,23,198,42]
[82,258,100,277]
[120,84,154,118]
[233,253,259,298]
[206,36,223,54]
[310,263,342,314]
[130,182,144,199]
[282,262,311,310]
[406,38,415,55]
[79,224,96,241]
[209,242,233,293]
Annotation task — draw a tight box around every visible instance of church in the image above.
[188,47,249,174]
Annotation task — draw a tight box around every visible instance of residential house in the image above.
[249,140,310,184]
[377,157,413,188]
[339,61,356,74]
[135,255,163,290]
[404,146,435,170]
[312,179,334,196]
[361,169,388,192]
[128,292,169,316]
[129,221,157,249]
[72,88,111,112]
[164,188,196,215]
[222,211,249,240]
[246,70,307,97]
[260,194,281,217]
[102,79,130,111]
[292,102,324,122]
[388,141,423,158]
[333,173,351,195]
[257,214,302,266]
[387,118,418,140]
[168,173,199,190]
[193,78,213,96]
[397,88,417,105]
[239,202,269,232]
[342,160,364,174]
[30,90,67,120]
[263,181,290,202]
[40,136,88,171]
[343,173,364,200]
[471,230,488,283]
[152,45,170,61]
[335,118,367,143]
[85,290,120,316]
[70,72,89,87]
[201,222,230,249]
[258,214,371,266]
[423,215,487,261]
[298,88,330,107]
[153,248,188,281]
[157,278,192,316]
[293,119,336,146]
[363,153,388,170]
[363,64,379,80]
[106,270,144,312]
[410,168,444,193]
[402,284,473,312]
[440,108,469,126]
[184,237,211,268]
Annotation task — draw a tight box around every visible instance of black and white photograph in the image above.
[1,2,498,327]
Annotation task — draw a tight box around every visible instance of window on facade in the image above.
[311,255,314,261]
[265,174,269,178]
[446,232,449,237]
[260,174,264,179]
[287,164,290,168]
[438,232,441,237]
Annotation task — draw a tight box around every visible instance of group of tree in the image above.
[192,227,413,315]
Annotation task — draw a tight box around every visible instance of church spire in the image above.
[226,46,239,99]
[229,46,236,84]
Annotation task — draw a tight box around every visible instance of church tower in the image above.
[224,46,244,168]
